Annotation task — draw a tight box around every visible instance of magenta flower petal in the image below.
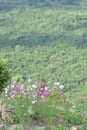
[40,86,45,91]
[11,90,18,96]
[14,85,19,90]
[41,79,45,82]
[19,84,25,91]
[38,91,42,95]
[59,93,64,97]
[43,91,49,96]
[41,95,45,99]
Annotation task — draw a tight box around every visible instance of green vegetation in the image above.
[0,0,87,129]
[0,59,9,93]
[0,5,87,89]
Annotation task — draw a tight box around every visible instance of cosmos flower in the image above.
[32,100,37,104]
[59,85,64,89]
[54,82,61,86]
[32,84,37,88]
[28,79,32,82]
[59,93,64,97]
[19,84,25,91]
[39,86,45,91]
[41,79,45,82]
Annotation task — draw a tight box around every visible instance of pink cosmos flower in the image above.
[31,92,36,98]
[48,88,52,93]
[11,90,18,96]
[41,99,48,103]
[43,91,49,96]
[39,86,44,91]
[62,99,65,103]
[59,93,64,97]
[14,85,19,90]
[38,91,42,95]
[40,95,45,99]
[41,79,45,82]
[19,84,24,91]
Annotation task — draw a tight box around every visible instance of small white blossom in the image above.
[12,80,16,84]
[22,104,25,107]
[32,100,37,104]
[27,86,32,91]
[32,94,36,98]
[75,92,79,95]
[24,113,27,116]
[59,85,64,89]
[54,82,61,86]
[28,79,32,82]
[32,84,37,88]
[4,86,9,94]
[7,85,10,89]
[23,92,27,95]
[72,105,75,108]
[44,87,48,90]
[53,85,57,89]
[11,85,15,88]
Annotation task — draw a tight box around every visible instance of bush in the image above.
[0,59,10,94]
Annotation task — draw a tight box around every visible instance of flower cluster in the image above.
[38,86,52,103]
[4,79,66,104]
[2,79,69,126]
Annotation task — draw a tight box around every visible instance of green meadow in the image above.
[0,0,87,129]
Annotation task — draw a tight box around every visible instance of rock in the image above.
[71,126,78,130]
[4,124,23,130]
[1,104,13,123]
[0,122,5,129]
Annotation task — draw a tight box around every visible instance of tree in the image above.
[0,59,10,94]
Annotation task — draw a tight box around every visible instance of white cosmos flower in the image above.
[32,84,37,88]
[54,82,61,86]
[11,85,15,88]
[44,87,48,90]
[28,79,32,82]
[4,86,9,94]
[12,80,16,84]
[59,85,64,89]
[32,100,37,104]
[27,86,32,91]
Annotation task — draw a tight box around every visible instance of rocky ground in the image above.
[0,103,80,130]
[0,113,79,130]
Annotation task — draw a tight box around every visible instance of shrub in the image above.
[0,59,10,94]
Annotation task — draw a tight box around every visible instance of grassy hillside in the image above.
[0,1,87,93]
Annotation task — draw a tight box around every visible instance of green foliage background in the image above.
[0,0,87,92]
